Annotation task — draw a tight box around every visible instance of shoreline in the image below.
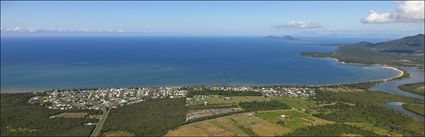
[381,66,404,82]
[1,58,409,94]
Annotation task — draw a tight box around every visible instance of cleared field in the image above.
[102,130,134,137]
[50,112,87,118]
[272,97,318,109]
[346,122,400,136]
[166,113,289,136]
[186,108,243,121]
[256,110,331,130]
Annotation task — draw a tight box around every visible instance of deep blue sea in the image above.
[1,36,400,92]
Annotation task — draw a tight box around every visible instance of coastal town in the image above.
[28,86,316,110]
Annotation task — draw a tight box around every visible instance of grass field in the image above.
[50,112,87,118]
[398,82,425,95]
[166,113,290,136]
[167,109,332,136]
[346,122,400,136]
[402,103,425,116]
[256,109,331,130]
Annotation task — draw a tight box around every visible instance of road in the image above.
[90,108,110,137]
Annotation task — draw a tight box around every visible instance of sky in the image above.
[1,1,424,37]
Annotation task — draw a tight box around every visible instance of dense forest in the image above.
[313,90,424,106]
[1,93,95,136]
[284,124,380,136]
[101,98,187,136]
[239,101,290,111]
[313,103,421,135]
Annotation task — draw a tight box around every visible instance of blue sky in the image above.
[1,1,424,37]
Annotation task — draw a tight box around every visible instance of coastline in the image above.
[0,57,409,94]
[381,66,404,82]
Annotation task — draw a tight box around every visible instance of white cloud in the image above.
[0,27,126,33]
[363,1,424,23]
[363,10,395,23]
[271,21,321,29]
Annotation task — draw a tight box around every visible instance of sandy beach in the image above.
[382,66,405,82]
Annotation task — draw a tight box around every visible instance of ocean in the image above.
[1,36,400,92]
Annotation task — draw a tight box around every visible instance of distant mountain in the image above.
[265,35,298,40]
[301,34,425,69]
[351,34,424,53]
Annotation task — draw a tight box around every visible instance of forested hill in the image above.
[302,34,425,69]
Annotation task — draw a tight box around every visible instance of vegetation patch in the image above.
[257,110,331,130]
[313,90,423,106]
[239,101,290,111]
[398,82,425,95]
[313,103,424,136]
[166,113,289,136]
[284,124,380,136]
[402,103,425,116]
[101,98,187,136]
[0,93,95,136]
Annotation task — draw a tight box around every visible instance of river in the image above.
[371,67,424,122]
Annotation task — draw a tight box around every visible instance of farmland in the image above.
[166,112,290,136]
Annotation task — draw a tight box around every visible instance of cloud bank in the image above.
[363,1,424,23]
[0,27,125,33]
[271,21,321,29]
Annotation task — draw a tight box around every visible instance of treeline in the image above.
[239,101,290,111]
[283,124,379,136]
[185,111,245,124]
[187,90,263,97]
[1,93,95,136]
[398,82,425,95]
[101,98,187,136]
[312,90,423,106]
[329,81,378,90]
[313,103,423,136]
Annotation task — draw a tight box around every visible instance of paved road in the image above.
[90,108,110,137]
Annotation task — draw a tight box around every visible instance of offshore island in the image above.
[1,34,425,137]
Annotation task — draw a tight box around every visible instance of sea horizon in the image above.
[1,36,401,93]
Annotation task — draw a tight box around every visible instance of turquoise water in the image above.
[1,36,400,92]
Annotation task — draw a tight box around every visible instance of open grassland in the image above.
[166,113,289,136]
[167,109,333,136]
[256,110,331,130]
[0,93,95,136]
[256,109,331,131]
[398,82,425,95]
[285,124,381,136]
[402,103,425,116]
